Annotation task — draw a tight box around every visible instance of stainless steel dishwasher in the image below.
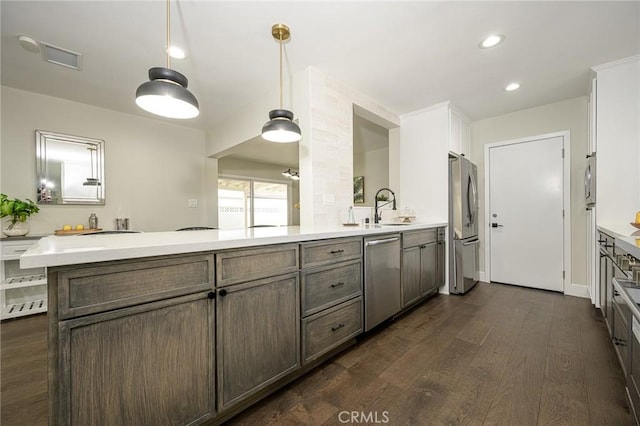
[364,234,401,331]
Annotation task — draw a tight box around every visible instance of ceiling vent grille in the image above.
[41,42,82,70]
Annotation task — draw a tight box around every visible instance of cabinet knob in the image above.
[207,291,216,300]
[219,289,228,297]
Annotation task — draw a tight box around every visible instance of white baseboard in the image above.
[565,283,590,299]
[479,271,486,282]
[439,284,449,295]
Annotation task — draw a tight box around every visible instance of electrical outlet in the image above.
[188,199,198,208]
[323,194,336,206]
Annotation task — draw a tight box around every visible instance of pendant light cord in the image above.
[166,0,171,69]
[279,34,283,109]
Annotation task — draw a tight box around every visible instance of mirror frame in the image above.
[35,130,105,205]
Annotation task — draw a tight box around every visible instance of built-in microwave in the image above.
[585,152,596,209]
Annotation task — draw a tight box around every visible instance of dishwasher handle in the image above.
[365,236,400,247]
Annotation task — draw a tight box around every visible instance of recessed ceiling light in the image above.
[479,34,505,49]
[167,46,186,59]
[505,82,521,92]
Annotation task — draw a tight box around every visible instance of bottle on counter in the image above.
[89,213,98,229]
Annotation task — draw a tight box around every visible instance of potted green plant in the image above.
[1,193,39,237]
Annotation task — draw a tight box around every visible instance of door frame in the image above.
[483,130,571,293]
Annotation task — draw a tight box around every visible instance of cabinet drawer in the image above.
[402,229,437,248]
[1,242,34,260]
[302,297,362,363]
[301,260,362,316]
[301,238,362,268]
[56,253,214,319]
[216,244,299,287]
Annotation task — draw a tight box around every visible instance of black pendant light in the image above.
[135,0,199,119]
[261,24,301,143]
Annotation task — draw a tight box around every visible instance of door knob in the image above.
[491,223,503,228]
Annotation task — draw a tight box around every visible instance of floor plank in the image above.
[0,283,633,426]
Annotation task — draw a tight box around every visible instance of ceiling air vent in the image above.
[41,42,82,70]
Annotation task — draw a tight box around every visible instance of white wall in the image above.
[470,96,589,289]
[353,113,390,208]
[353,147,389,207]
[1,86,209,234]
[399,103,449,223]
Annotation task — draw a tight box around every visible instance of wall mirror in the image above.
[35,130,105,205]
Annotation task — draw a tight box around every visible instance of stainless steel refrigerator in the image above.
[449,154,480,294]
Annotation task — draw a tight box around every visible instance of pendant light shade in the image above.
[262,109,301,143]
[83,146,101,186]
[136,67,199,119]
[262,24,301,143]
[135,0,199,119]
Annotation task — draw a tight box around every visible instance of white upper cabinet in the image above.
[592,55,640,226]
[449,107,471,157]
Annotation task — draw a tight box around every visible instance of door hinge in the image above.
[563,270,565,279]
[562,148,565,158]
[562,209,565,218]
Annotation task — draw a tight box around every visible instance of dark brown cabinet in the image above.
[216,273,300,410]
[401,228,441,309]
[58,293,215,425]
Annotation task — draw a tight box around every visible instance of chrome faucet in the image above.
[374,188,397,224]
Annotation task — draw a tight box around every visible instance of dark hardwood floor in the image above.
[1,312,47,426]
[0,283,633,425]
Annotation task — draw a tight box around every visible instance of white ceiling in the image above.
[2,1,639,135]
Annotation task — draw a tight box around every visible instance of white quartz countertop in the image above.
[20,222,447,268]
[597,223,640,259]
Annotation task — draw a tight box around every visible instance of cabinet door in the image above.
[58,292,215,425]
[600,250,608,320]
[630,318,640,422]
[420,242,438,296]
[612,304,630,377]
[401,247,422,307]
[217,273,300,410]
[436,238,445,289]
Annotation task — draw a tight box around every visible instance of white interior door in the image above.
[488,136,565,292]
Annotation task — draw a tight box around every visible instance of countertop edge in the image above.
[20,223,448,269]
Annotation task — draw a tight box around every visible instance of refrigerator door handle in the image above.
[467,174,477,226]
[462,238,480,246]
[585,164,591,200]
[466,175,473,226]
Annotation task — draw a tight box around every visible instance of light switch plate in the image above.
[188,199,198,208]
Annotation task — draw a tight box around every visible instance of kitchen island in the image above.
[22,223,446,425]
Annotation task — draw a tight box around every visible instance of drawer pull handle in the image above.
[331,323,345,332]
[330,249,345,254]
[614,290,620,297]
[12,249,27,253]
[330,282,345,289]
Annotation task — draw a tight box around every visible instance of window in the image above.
[218,178,289,229]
